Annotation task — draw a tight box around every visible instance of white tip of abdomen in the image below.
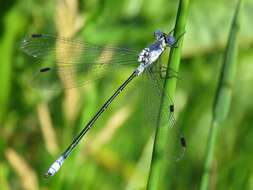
[44,155,65,178]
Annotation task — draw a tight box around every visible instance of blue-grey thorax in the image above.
[148,41,166,64]
[136,39,166,75]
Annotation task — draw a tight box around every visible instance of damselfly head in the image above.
[166,34,176,47]
[154,29,165,42]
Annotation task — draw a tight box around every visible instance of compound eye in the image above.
[166,35,176,46]
[154,29,163,40]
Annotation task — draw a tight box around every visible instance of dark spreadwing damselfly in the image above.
[21,29,186,177]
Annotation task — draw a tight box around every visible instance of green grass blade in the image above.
[147,0,190,189]
[0,8,25,123]
[200,0,243,189]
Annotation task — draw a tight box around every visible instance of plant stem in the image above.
[147,0,190,189]
[200,0,242,189]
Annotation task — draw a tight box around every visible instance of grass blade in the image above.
[200,0,243,189]
[147,0,190,189]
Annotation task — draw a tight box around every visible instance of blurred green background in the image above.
[0,0,253,189]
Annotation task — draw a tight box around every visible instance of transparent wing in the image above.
[20,34,139,89]
[145,62,186,161]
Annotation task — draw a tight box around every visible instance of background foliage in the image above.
[0,0,252,189]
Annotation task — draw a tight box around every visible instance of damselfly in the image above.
[21,29,186,177]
